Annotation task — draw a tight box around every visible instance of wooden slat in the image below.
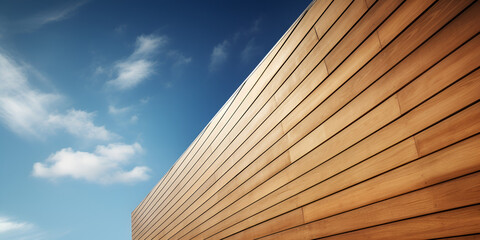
[437,235,480,240]
[321,205,480,240]
[260,171,480,239]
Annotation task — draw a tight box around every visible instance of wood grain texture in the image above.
[132,0,480,239]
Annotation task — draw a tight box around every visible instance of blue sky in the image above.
[0,0,310,239]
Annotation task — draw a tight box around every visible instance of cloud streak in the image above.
[19,1,88,31]
[209,18,262,71]
[107,35,167,90]
[0,51,114,140]
[209,40,229,72]
[0,216,32,234]
[33,143,150,184]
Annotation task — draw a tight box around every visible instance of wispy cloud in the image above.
[168,50,192,66]
[114,24,127,34]
[19,1,88,31]
[48,110,114,141]
[0,51,114,140]
[0,215,52,240]
[106,34,167,90]
[210,18,262,71]
[33,143,150,184]
[209,40,229,72]
[108,59,155,90]
[130,115,138,123]
[0,216,32,234]
[108,105,130,115]
[241,38,260,63]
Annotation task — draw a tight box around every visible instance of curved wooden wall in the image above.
[132,0,480,239]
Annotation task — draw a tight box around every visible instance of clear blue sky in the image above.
[0,0,310,239]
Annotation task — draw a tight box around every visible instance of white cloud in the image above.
[48,110,113,141]
[114,24,127,34]
[133,35,167,57]
[94,66,105,75]
[107,35,167,90]
[20,1,88,31]
[32,143,150,184]
[108,105,130,115]
[130,115,138,123]
[241,38,259,63]
[0,216,32,234]
[107,59,154,90]
[168,50,192,66]
[209,40,229,72]
[0,51,114,140]
[140,97,149,104]
[0,216,51,240]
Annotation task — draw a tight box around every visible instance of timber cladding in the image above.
[132,0,480,239]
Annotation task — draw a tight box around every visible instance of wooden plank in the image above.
[303,128,480,223]
[227,208,304,240]
[437,235,480,240]
[397,32,480,113]
[324,0,403,71]
[260,171,480,239]
[415,101,480,157]
[321,205,480,240]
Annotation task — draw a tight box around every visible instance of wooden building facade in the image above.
[132,0,480,239]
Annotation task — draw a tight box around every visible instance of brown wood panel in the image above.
[260,171,480,239]
[321,205,480,240]
[302,132,480,224]
[227,208,305,240]
[414,99,480,157]
[437,235,480,240]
